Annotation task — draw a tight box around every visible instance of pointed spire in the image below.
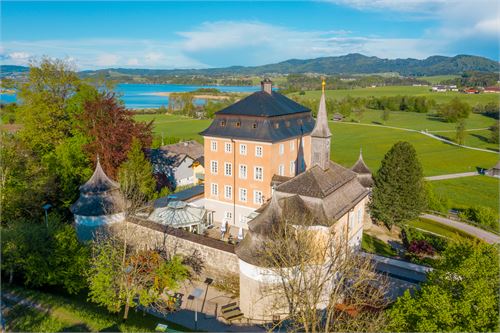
[351,147,371,174]
[79,156,120,193]
[311,78,331,138]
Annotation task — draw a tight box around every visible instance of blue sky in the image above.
[1,1,499,69]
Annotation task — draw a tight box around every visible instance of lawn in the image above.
[3,285,190,332]
[291,86,499,105]
[361,233,396,257]
[406,218,476,240]
[430,176,500,214]
[329,122,498,176]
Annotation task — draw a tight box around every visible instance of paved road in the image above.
[425,171,478,181]
[421,213,500,244]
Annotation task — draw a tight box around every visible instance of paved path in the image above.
[425,171,478,181]
[421,213,500,244]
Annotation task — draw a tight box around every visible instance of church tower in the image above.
[310,79,332,170]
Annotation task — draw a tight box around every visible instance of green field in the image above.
[430,176,500,213]
[135,114,210,141]
[135,114,498,177]
[329,122,497,176]
[3,285,189,332]
[420,75,459,84]
[291,86,500,105]
[406,218,476,240]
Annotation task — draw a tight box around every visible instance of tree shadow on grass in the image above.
[426,114,448,123]
[58,323,92,332]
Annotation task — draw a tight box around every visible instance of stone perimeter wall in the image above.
[110,219,239,279]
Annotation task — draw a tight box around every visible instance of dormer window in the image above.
[252,123,257,129]
[274,123,279,129]
[297,119,303,125]
[220,121,226,127]
[236,122,241,128]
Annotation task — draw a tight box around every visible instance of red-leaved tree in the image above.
[80,92,152,178]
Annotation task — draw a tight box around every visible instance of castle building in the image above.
[235,80,370,320]
[200,79,315,228]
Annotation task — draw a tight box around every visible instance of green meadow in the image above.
[135,113,498,177]
[292,86,499,105]
[329,122,497,176]
[430,176,499,214]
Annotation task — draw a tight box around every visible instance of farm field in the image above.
[135,113,498,177]
[419,75,459,84]
[430,176,500,214]
[291,86,499,105]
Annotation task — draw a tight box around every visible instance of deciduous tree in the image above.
[387,241,499,332]
[79,91,153,178]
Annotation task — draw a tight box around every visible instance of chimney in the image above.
[261,78,273,95]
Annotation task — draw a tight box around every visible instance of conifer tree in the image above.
[369,141,427,228]
[118,138,156,215]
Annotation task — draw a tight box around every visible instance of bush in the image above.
[408,239,435,257]
[458,206,499,230]
[401,226,448,252]
[437,98,471,122]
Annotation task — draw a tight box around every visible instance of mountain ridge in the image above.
[2,53,499,77]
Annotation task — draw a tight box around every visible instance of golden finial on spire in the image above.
[321,78,326,93]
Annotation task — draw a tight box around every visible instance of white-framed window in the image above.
[290,161,296,176]
[279,143,284,155]
[290,140,295,151]
[224,162,232,176]
[211,183,218,196]
[278,164,285,176]
[239,188,247,202]
[239,214,246,225]
[255,146,263,157]
[211,140,217,152]
[240,144,247,155]
[357,207,363,224]
[224,185,232,199]
[254,166,263,181]
[254,190,263,205]
[239,164,247,179]
[224,211,232,222]
[210,160,218,174]
[349,213,354,230]
[224,142,232,153]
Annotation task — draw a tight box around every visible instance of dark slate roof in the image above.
[200,113,315,142]
[79,159,120,193]
[276,162,358,198]
[216,91,310,117]
[71,158,124,216]
[153,184,205,208]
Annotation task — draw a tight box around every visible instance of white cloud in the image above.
[8,51,31,60]
[96,53,120,67]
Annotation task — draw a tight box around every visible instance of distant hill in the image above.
[0,65,30,77]
[3,54,499,78]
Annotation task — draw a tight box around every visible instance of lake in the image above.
[0,83,260,109]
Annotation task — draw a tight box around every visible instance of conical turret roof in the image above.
[79,157,120,194]
[70,157,124,217]
[311,80,331,138]
[351,149,371,175]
